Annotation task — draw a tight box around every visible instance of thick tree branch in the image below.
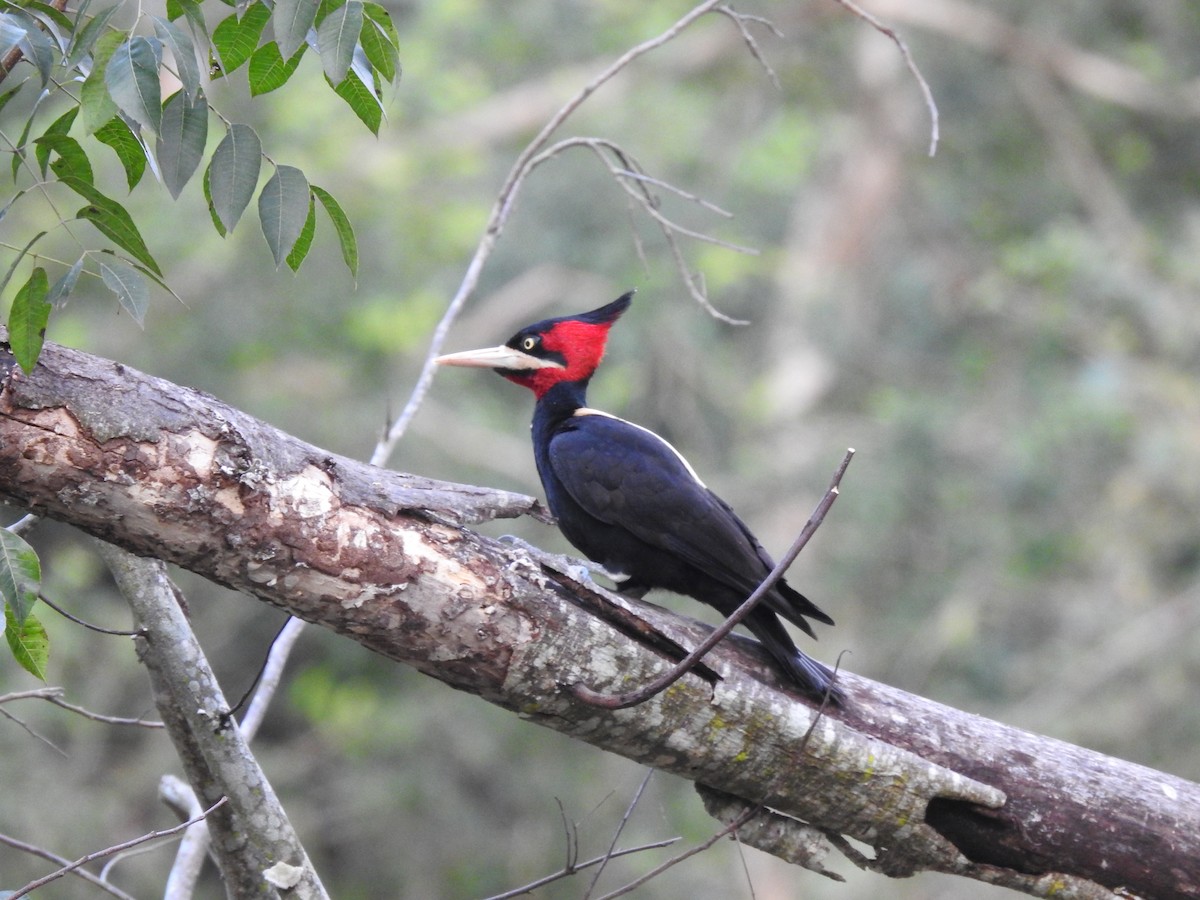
[3,335,1199,898]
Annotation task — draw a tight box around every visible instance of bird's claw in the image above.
[498,535,618,585]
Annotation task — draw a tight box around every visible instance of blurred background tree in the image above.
[2,1,1198,897]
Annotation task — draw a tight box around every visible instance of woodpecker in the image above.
[436,292,840,703]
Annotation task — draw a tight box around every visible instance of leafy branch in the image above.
[0,0,400,370]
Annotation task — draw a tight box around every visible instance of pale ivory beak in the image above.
[435,345,563,371]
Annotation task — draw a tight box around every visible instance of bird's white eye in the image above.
[521,336,538,351]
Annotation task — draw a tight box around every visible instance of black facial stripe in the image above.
[506,333,565,367]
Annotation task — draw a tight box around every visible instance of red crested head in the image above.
[436,292,634,399]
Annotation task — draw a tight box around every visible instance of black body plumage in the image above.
[437,293,841,703]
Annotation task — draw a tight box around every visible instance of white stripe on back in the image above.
[574,407,708,489]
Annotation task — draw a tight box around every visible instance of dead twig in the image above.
[583,769,655,899]
[525,136,754,324]
[716,5,784,90]
[481,839,680,900]
[5,798,229,899]
[37,591,143,637]
[596,800,763,900]
[0,686,162,727]
[831,0,940,156]
[0,832,139,900]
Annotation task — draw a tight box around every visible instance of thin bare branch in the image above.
[6,512,38,534]
[0,687,65,704]
[0,705,67,755]
[6,798,228,900]
[47,695,163,727]
[831,0,940,156]
[584,769,655,899]
[716,5,783,90]
[0,833,139,900]
[482,838,680,900]
[37,591,142,636]
[595,803,762,900]
[572,449,854,709]
[239,614,307,741]
[525,136,754,324]
[615,170,734,218]
[160,775,211,900]
[556,797,578,872]
[1,685,162,727]
[869,0,1200,119]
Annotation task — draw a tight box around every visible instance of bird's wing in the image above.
[547,410,776,598]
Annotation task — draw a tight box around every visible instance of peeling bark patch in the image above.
[272,465,337,522]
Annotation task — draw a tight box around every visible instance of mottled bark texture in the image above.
[3,334,1198,899]
[98,544,327,900]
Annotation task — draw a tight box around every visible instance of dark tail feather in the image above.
[766,581,835,636]
[782,648,845,706]
[749,612,844,705]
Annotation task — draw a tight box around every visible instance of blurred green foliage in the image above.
[3,1,1200,898]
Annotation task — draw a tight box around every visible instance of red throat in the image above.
[510,320,614,398]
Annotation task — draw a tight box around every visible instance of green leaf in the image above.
[312,184,357,277]
[152,16,201,102]
[15,14,55,85]
[80,29,126,134]
[316,0,361,85]
[9,93,37,182]
[22,3,72,32]
[274,0,319,60]
[6,267,51,374]
[0,81,24,118]
[285,193,316,271]
[0,229,46,298]
[247,40,303,96]
[94,116,148,190]
[360,4,399,84]
[157,89,208,199]
[66,3,120,70]
[313,0,343,28]
[6,605,49,681]
[211,1,269,75]
[164,0,206,35]
[333,67,381,135]
[129,261,172,297]
[0,188,26,225]
[19,2,71,52]
[207,122,261,232]
[98,255,149,325]
[48,256,84,308]
[42,136,95,183]
[258,163,309,267]
[173,0,208,44]
[0,528,42,625]
[61,175,163,275]
[105,36,163,133]
[0,13,27,61]
[33,106,82,178]
[152,16,202,100]
[202,162,226,237]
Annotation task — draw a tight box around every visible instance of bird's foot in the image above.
[497,535,621,585]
